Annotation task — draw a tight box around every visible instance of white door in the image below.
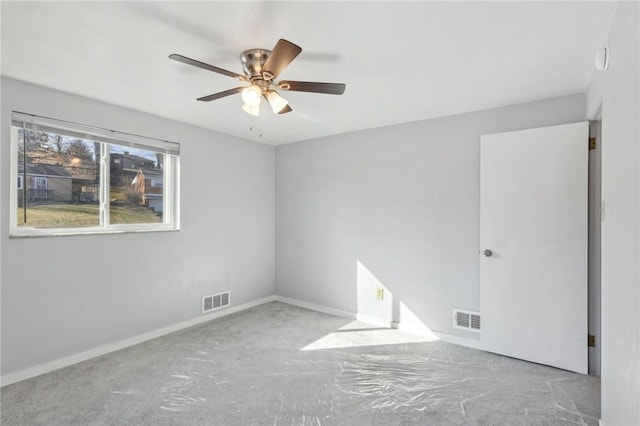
[480,122,588,374]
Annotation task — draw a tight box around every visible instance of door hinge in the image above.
[588,334,595,347]
[589,138,596,150]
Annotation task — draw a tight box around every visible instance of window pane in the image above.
[12,112,179,237]
[109,144,164,225]
[16,128,100,228]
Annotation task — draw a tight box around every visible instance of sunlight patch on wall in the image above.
[398,302,439,339]
[356,260,393,326]
[301,260,440,351]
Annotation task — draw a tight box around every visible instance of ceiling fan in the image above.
[169,39,346,116]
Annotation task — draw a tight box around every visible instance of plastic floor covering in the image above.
[0,301,600,425]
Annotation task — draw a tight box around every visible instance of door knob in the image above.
[483,249,493,257]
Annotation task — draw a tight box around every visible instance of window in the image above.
[34,177,47,191]
[11,112,180,237]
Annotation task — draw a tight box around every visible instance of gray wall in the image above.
[276,94,586,340]
[1,78,276,376]
[586,2,640,424]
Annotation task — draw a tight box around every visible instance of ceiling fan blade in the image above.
[169,54,246,81]
[262,39,302,80]
[278,80,346,95]
[197,87,243,102]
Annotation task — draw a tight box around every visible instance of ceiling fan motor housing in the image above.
[241,49,271,79]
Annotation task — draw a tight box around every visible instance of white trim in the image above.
[1,295,483,387]
[274,296,483,350]
[273,295,356,319]
[393,320,482,348]
[10,126,20,230]
[395,321,427,336]
[1,295,276,387]
[10,224,179,239]
[12,111,180,155]
[9,116,180,238]
[432,331,482,350]
[599,419,603,426]
[355,314,393,328]
[100,142,109,227]
[588,97,603,121]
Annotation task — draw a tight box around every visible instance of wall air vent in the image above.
[453,309,481,332]
[202,291,231,314]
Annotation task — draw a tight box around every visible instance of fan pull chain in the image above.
[249,121,262,138]
[248,113,263,138]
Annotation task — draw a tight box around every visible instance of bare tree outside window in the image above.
[17,129,100,228]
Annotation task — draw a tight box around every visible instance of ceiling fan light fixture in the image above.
[266,90,289,114]
[241,85,262,107]
[242,103,260,116]
[170,39,346,117]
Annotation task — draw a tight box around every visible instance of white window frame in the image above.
[10,111,181,238]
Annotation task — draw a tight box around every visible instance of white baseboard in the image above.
[274,295,357,319]
[395,321,433,337]
[3,295,484,387]
[274,296,482,350]
[1,295,277,387]
[355,314,393,328]
[432,330,482,350]
[274,296,394,328]
[394,320,481,348]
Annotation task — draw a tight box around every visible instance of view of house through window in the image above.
[109,144,164,225]
[12,112,179,236]
[17,129,101,228]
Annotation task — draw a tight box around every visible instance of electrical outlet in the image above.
[376,288,384,300]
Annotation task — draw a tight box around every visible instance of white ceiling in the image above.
[1,1,615,145]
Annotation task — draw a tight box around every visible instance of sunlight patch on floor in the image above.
[300,320,438,351]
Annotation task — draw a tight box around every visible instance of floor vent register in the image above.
[202,291,231,314]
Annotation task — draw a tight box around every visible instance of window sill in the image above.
[9,225,180,239]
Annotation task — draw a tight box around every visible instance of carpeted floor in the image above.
[0,301,600,425]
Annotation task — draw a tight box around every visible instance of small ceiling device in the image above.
[593,42,609,71]
[170,39,346,116]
